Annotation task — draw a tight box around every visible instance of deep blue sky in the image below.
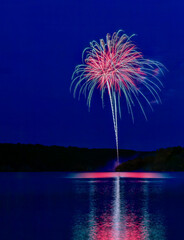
[0,0,183,151]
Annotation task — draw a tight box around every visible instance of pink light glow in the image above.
[67,172,170,179]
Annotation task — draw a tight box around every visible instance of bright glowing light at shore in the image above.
[67,172,171,179]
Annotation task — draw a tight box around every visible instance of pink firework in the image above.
[71,30,165,164]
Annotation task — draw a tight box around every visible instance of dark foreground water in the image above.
[0,172,184,240]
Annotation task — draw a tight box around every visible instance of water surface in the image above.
[0,172,183,240]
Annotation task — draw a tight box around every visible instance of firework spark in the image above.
[71,30,165,165]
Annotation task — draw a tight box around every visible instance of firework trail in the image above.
[71,30,165,165]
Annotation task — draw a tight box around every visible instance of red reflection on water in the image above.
[71,174,166,240]
[89,214,114,240]
[123,213,148,240]
[87,177,149,240]
[88,211,147,240]
[69,172,168,179]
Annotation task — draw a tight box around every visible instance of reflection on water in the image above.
[72,176,166,240]
[1,172,184,239]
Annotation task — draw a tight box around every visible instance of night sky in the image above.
[0,0,183,151]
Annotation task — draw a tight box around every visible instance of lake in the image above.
[0,172,184,240]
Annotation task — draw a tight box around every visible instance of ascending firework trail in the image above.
[71,30,165,165]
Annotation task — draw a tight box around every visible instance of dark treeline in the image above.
[116,146,184,172]
[0,143,136,171]
[1,144,183,172]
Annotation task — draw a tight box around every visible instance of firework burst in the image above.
[71,30,165,165]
